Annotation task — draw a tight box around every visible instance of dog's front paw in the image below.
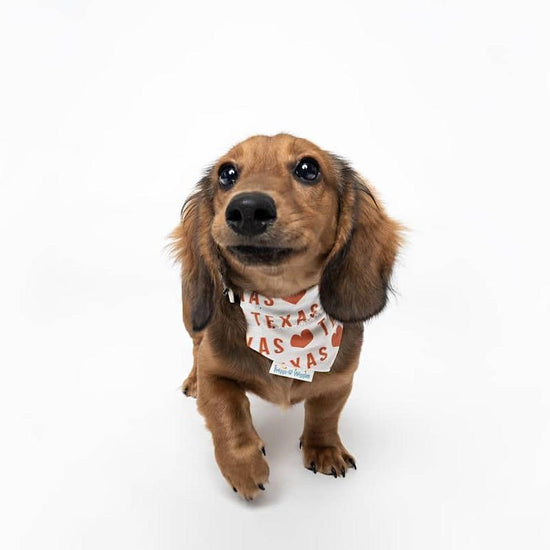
[300,438,356,478]
[181,373,197,398]
[216,441,269,501]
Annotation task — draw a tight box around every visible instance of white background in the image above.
[1,1,549,549]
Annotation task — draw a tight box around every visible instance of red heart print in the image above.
[331,326,343,347]
[290,329,314,348]
[282,290,306,305]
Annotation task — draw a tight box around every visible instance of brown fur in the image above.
[170,133,403,500]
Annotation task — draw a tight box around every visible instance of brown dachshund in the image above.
[170,133,402,501]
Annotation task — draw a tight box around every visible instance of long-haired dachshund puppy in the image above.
[170,133,402,501]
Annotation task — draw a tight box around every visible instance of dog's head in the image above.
[171,133,402,331]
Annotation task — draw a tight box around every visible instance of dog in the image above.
[170,133,402,501]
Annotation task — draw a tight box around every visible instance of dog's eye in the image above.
[218,163,239,188]
[294,157,320,183]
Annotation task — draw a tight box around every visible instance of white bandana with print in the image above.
[239,285,343,381]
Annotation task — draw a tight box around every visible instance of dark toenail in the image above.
[233,487,237,492]
[331,467,337,478]
[258,483,265,490]
[261,446,266,456]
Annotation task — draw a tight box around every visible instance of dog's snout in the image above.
[225,192,277,236]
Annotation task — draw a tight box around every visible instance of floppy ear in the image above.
[170,175,221,332]
[319,158,403,323]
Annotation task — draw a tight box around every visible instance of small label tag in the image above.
[269,362,314,382]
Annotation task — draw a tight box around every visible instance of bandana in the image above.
[238,285,343,382]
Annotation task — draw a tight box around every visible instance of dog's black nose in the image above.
[225,192,277,236]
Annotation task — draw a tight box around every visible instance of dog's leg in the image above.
[197,374,269,500]
[181,294,202,398]
[300,383,356,477]
[181,334,202,398]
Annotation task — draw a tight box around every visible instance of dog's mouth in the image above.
[227,245,295,265]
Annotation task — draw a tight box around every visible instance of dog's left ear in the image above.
[320,158,403,323]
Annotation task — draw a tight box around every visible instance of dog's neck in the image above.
[221,269,321,301]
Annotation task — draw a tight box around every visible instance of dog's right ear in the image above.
[169,175,219,332]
